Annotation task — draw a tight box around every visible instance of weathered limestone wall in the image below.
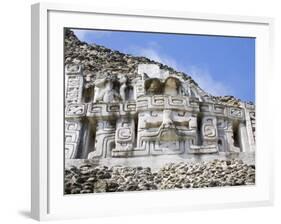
[64,63,256,160]
[65,152,255,171]
[63,30,256,194]
[64,64,84,159]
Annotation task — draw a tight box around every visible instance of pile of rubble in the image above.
[64,159,255,194]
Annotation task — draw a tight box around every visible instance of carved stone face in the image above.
[138,110,197,142]
[165,77,178,88]
[145,79,162,94]
[148,80,159,92]
[164,77,180,96]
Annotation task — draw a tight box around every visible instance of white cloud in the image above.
[71,30,88,40]
[71,29,112,42]
[129,46,233,97]
[186,66,234,96]
[129,47,180,70]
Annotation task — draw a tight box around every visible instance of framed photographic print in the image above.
[31,2,274,221]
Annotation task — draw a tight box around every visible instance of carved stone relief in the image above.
[93,77,121,103]
[65,65,83,104]
[163,77,181,96]
[65,104,87,117]
[229,107,243,118]
[112,118,135,157]
[249,111,256,140]
[201,116,218,146]
[64,64,254,159]
[64,120,82,159]
[88,120,116,159]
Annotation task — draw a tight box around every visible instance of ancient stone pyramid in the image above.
[64,28,255,160]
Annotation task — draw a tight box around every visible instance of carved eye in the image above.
[151,111,160,117]
[145,122,162,128]
[206,118,213,124]
[177,112,185,117]
[121,122,130,127]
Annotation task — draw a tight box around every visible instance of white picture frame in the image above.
[31,2,274,221]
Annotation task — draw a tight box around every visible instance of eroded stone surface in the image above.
[63,29,256,193]
[64,28,255,165]
[64,159,255,194]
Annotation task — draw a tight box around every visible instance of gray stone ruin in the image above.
[64,63,255,162]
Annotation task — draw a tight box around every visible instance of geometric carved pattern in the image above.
[123,102,136,112]
[65,78,83,104]
[134,80,145,98]
[137,95,199,112]
[64,64,84,160]
[112,118,135,157]
[86,102,136,118]
[90,133,115,158]
[200,103,226,115]
[217,118,231,152]
[65,144,76,159]
[201,116,218,146]
[204,125,216,137]
[65,64,83,104]
[229,107,243,118]
[65,120,81,131]
[116,127,133,142]
[214,105,225,114]
[64,63,254,159]
[88,120,115,158]
[200,104,210,112]
[64,120,82,159]
[65,131,79,143]
[65,104,87,117]
[249,111,256,141]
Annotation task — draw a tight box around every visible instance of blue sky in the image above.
[72,29,255,102]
